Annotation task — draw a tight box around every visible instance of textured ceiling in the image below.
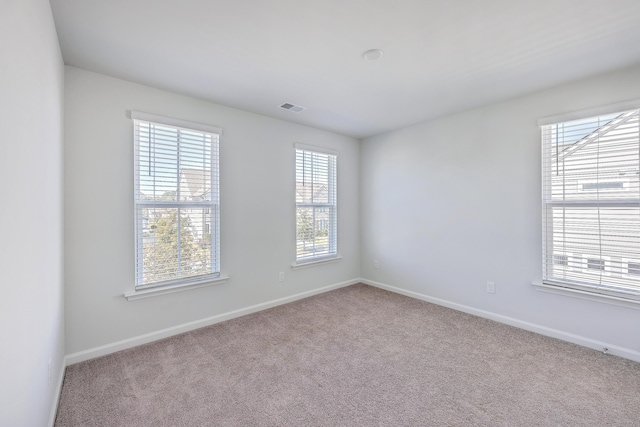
[51,0,640,138]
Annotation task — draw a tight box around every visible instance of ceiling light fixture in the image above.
[363,49,384,61]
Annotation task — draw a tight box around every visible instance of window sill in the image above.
[532,282,640,310]
[291,256,342,270]
[124,276,229,301]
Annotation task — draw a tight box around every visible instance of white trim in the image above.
[294,142,339,156]
[130,110,222,135]
[532,282,640,310]
[67,278,359,365]
[361,278,640,363]
[291,255,343,270]
[538,98,640,126]
[124,276,229,301]
[48,359,66,427]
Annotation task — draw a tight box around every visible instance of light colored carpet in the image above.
[55,283,640,426]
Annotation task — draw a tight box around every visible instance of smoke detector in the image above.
[363,49,384,61]
[279,102,306,113]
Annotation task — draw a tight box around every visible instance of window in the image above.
[627,261,640,276]
[581,181,625,191]
[553,254,568,266]
[132,112,221,288]
[586,257,606,272]
[541,105,640,300]
[295,145,337,263]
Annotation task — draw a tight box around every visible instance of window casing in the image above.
[541,106,640,301]
[133,112,220,288]
[295,145,337,263]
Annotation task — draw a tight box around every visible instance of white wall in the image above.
[361,64,640,358]
[64,67,360,355]
[0,1,65,426]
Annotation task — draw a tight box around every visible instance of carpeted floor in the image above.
[55,283,640,426]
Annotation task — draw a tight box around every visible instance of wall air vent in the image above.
[280,102,306,113]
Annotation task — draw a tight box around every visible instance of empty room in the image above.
[3,0,640,425]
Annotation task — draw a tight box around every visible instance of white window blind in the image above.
[541,107,640,300]
[133,112,220,288]
[295,145,337,262]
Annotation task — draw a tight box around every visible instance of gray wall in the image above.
[361,64,640,358]
[0,0,65,425]
[63,67,360,356]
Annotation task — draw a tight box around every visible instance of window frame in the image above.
[539,101,640,302]
[294,143,338,265]
[131,111,221,290]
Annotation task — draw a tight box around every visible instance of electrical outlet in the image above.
[278,272,285,282]
[373,260,379,269]
[486,281,496,294]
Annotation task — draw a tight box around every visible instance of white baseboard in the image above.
[64,276,639,370]
[48,359,66,427]
[65,278,360,365]
[361,278,640,363]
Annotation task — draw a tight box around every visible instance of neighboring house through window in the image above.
[540,105,640,300]
[295,144,337,263]
[132,111,221,288]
